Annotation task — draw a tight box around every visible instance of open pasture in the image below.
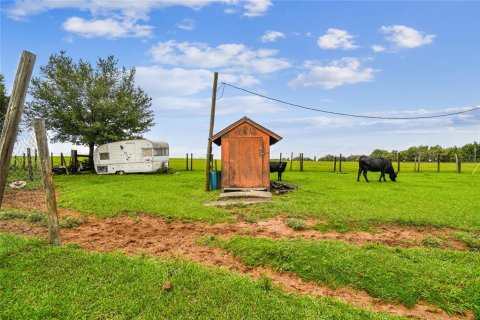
[53,159,480,231]
[2,158,479,320]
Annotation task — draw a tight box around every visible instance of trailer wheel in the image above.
[116,171,125,175]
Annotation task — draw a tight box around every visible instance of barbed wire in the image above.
[219,82,480,120]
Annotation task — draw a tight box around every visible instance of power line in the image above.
[220,82,480,120]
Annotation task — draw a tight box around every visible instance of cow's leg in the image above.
[278,172,282,181]
[379,171,384,182]
[383,172,387,182]
[363,170,369,182]
[357,168,362,182]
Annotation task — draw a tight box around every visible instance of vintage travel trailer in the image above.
[93,139,169,174]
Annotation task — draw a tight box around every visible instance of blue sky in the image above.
[1,0,479,157]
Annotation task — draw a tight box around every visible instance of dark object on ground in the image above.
[270,162,287,181]
[270,181,298,194]
[358,155,397,182]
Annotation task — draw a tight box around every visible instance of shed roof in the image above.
[211,116,282,146]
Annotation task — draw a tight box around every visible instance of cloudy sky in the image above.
[1,0,479,157]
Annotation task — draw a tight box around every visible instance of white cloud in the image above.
[135,66,261,99]
[317,28,358,50]
[244,0,272,17]
[261,30,285,43]
[63,16,153,38]
[371,45,386,52]
[7,0,271,22]
[380,25,435,49]
[289,58,377,89]
[148,40,291,74]
[177,18,196,31]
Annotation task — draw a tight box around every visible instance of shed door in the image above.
[227,137,264,188]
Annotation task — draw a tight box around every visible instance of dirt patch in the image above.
[0,189,474,320]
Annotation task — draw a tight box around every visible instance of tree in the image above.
[0,74,9,132]
[26,51,154,166]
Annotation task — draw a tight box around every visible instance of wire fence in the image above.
[4,118,43,189]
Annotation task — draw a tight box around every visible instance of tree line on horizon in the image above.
[312,142,479,162]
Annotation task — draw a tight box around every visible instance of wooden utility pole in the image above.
[0,51,36,208]
[33,118,61,245]
[205,72,218,191]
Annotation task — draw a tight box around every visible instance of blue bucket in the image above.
[210,171,222,190]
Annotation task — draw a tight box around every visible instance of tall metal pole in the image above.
[0,51,36,208]
[205,72,218,191]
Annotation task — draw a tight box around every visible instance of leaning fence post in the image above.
[33,118,60,245]
[0,51,36,208]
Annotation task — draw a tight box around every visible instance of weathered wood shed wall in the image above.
[211,117,282,189]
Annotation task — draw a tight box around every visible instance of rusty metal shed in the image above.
[211,117,282,190]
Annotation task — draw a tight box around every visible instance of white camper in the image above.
[93,139,169,174]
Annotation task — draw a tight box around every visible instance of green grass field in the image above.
[2,158,479,319]
[0,234,403,320]
[201,236,480,317]
[52,160,480,231]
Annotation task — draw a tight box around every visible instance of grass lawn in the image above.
[201,235,480,317]
[0,234,403,320]
[52,159,480,230]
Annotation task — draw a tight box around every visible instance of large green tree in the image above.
[0,74,9,132]
[26,51,154,165]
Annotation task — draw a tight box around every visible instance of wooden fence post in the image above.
[455,154,461,173]
[0,51,36,208]
[27,148,34,181]
[414,157,417,172]
[279,153,282,162]
[186,153,189,171]
[333,156,337,172]
[397,152,400,172]
[437,154,440,172]
[417,153,421,172]
[50,152,53,169]
[300,153,304,172]
[33,118,60,245]
[339,154,342,173]
[190,153,193,171]
[290,152,293,171]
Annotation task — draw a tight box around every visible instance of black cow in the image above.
[357,156,397,182]
[270,161,287,181]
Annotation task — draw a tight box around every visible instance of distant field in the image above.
[51,159,480,230]
[169,157,478,174]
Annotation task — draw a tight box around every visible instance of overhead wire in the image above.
[219,82,480,120]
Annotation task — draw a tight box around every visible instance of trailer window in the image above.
[99,153,109,160]
[142,148,153,157]
[154,148,168,156]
